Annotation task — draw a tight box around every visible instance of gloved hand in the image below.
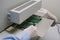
[3,32,30,40]
[3,25,37,40]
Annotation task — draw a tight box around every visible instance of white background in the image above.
[42,0,60,23]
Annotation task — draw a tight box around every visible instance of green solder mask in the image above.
[20,15,42,28]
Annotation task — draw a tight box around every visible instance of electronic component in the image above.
[8,0,42,24]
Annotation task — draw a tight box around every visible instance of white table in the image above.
[36,18,54,37]
[0,18,54,40]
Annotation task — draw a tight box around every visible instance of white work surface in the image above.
[0,18,54,40]
[42,24,60,40]
[36,18,54,37]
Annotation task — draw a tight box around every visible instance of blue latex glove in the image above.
[3,32,31,40]
[3,36,19,40]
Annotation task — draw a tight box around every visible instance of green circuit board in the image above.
[20,15,42,28]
